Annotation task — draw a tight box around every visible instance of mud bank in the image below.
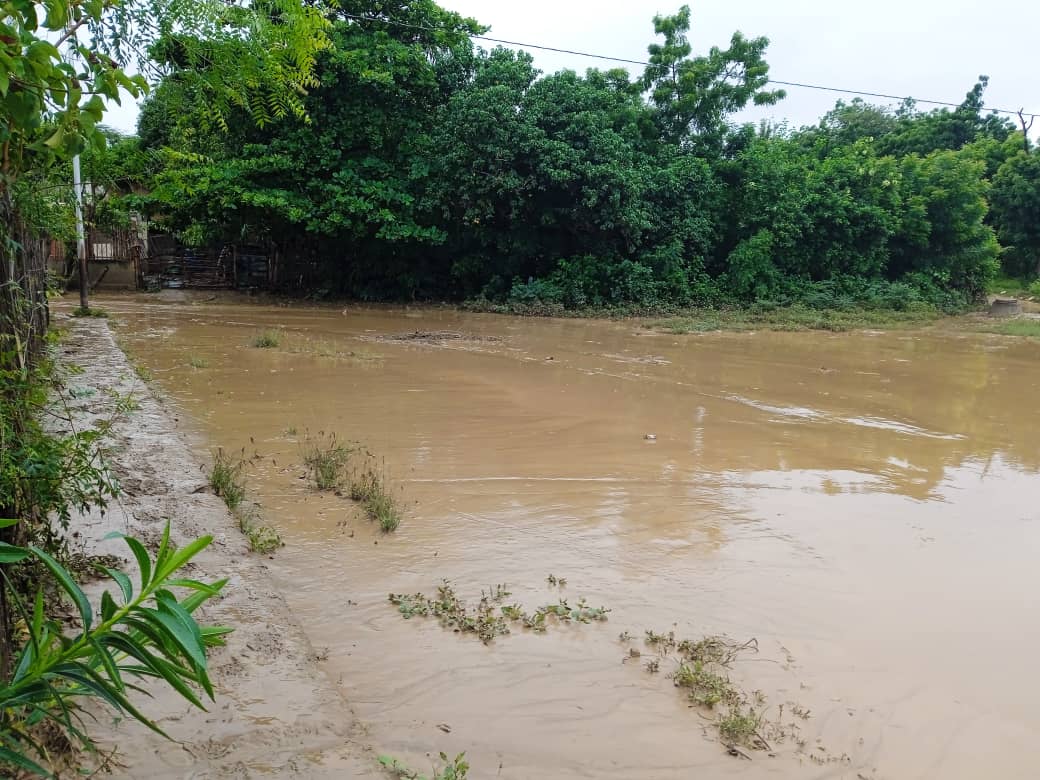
[55,316,381,778]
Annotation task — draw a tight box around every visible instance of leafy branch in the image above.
[0,519,231,777]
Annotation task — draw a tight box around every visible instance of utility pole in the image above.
[72,153,88,310]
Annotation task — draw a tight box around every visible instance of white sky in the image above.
[103,0,1039,136]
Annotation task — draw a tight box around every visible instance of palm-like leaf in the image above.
[0,522,231,777]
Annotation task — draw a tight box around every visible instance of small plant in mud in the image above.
[378,751,469,780]
[301,431,353,490]
[209,447,247,510]
[251,328,283,348]
[349,455,402,533]
[188,354,209,369]
[235,505,283,554]
[389,581,609,645]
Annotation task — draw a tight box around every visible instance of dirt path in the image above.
[56,316,382,778]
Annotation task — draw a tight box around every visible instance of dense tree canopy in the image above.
[133,2,1036,310]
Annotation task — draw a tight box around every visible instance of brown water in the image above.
[99,293,1040,779]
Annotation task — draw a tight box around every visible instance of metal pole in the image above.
[72,153,88,310]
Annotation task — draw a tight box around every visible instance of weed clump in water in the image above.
[301,431,352,490]
[251,328,283,348]
[389,580,609,644]
[624,630,777,752]
[188,354,209,369]
[209,448,246,510]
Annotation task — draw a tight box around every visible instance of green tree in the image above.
[990,150,1040,277]
[641,5,784,151]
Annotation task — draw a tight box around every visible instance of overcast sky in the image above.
[103,0,1038,136]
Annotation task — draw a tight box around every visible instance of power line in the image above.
[340,12,1038,120]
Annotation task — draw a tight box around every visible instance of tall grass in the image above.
[350,457,401,533]
[301,432,352,490]
[209,447,245,510]
[209,448,282,552]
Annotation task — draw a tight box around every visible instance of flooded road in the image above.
[99,294,1040,779]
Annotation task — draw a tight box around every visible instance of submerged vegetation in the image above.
[389,581,609,644]
[627,631,779,752]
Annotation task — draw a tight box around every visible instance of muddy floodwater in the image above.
[98,294,1039,779]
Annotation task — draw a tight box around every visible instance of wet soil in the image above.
[77,293,1040,779]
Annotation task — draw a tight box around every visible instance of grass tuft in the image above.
[234,505,283,554]
[188,354,209,369]
[131,362,152,382]
[209,448,246,510]
[349,457,402,532]
[251,328,283,348]
[301,432,352,490]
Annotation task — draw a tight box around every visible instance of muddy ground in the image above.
[56,316,382,778]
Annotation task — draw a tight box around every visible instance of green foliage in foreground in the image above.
[0,520,230,777]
